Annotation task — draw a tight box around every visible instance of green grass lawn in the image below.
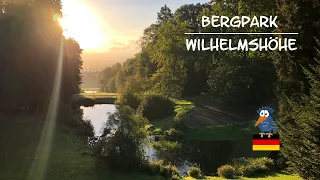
[184,172,302,180]
[0,115,156,180]
[185,122,259,141]
[149,99,196,132]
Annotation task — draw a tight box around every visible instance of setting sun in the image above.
[60,0,109,52]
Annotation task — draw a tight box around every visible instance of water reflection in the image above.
[145,139,235,175]
[80,104,116,136]
[81,105,237,175]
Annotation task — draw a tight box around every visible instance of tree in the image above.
[156,5,173,24]
[96,106,148,170]
[274,1,320,178]
[61,38,83,102]
[203,0,277,104]
[0,0,82,113]
[282,39,320,179]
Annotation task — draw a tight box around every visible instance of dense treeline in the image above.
[0,0,82,113]
[100,0,320,179]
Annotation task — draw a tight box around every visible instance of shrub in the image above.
[187,167,202,178]
[217,164,235,179]
[143,160,180,179]
[173,112,189,130]
[77,119,94,137]
[171,174,180,180]
[145,160,165,175]
[117,91,141,110]
[138,94,175,120]
[164,128,184,140]
[153,140,181,150]
[231,157,274,177]
[152,128,162,135]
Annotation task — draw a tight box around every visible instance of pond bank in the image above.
[0,113,156,180]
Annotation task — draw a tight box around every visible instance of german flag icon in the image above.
[252,134,280,151]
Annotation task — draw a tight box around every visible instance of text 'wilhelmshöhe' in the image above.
[185,16,298,52]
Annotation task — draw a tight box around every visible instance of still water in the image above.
[80,104,116,136]
[80,104,242,175]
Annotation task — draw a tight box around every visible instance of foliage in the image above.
[77,119,94,137]
[164,128,184,140]
[282,39,320,179]
[187,167,202,178]
[138,94,175,120]
[202,0,277,105]
[152,140,181,151]
[217,165,236,179]
[100,63,122,92]
[230,157,274,177]
[143,160,180,179]
[117,91,141,110]
[0,0,82,112]
[95,106,148,170]
[274,1,320,179]
[152,128,162,135]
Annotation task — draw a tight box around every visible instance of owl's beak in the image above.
[255,116,267,127]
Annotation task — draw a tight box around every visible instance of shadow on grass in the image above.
[247,171,289,178]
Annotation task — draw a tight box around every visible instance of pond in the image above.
[81,104,116,136]
[80,105,260,176]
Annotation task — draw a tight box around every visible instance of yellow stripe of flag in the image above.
[252,145,280,151]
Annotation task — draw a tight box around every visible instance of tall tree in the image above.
[289,39,320,179]
[156,5,173,24]
[274,0,320,178]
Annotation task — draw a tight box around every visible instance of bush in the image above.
[164,128,184,140]
[171,174,180,180]
[117,91,141,110]
[173,112,189,130]
[152,128,162,135]
[231,157,274,177]
[217,165,235,179]
[77,119,95,137]
[153,140,181,150]
[163,163,179,177]
[143,160,180,179]
[138,94,175,120]
[187,167,202,178]
[145,160,165,175]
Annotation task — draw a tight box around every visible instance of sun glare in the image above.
[60,0,109,52]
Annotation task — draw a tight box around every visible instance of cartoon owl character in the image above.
[255,106,278,133]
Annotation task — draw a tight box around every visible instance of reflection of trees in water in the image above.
[154,140,235,175]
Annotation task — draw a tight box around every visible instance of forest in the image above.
[0,0,320,180]
[99,0,320,179]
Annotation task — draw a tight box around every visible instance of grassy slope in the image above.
[148,96,301,180]
[149,99,195,131]
[0,115,155,180]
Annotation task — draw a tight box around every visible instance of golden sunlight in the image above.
[60,0,109,52]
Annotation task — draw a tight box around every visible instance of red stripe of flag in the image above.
[252,139,280,145]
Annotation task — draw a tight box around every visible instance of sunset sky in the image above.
[60,0,207,69]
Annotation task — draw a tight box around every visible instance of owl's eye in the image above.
[264,111,269,117]
[260,110,265,117]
